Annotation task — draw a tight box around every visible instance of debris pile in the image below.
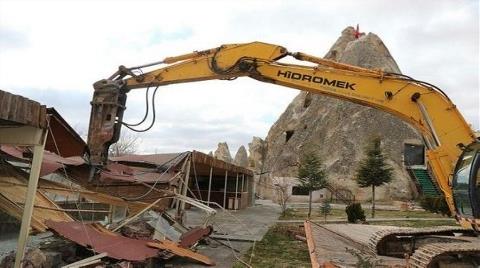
[0,105,255,266]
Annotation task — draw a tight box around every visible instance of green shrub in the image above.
[345,203,366,223]
[419,196,451,216]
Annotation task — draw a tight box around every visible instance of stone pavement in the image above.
[169,202,281,267]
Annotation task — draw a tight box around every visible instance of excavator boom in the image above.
[87,42,479,232]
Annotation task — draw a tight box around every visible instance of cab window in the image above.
[452,150,475,216]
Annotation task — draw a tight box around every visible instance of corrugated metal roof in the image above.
[46,220,159,261]
[46,108,87,157]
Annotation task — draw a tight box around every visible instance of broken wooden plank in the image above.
[62,252,107,268]
[147,240,215,266]
[0,192,47,232]
[304,220,320,268]
[0,161,73,231]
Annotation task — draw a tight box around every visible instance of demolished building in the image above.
[0,89,255,267]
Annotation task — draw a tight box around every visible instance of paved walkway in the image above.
[169,203,281,267]
[277,217,456,224]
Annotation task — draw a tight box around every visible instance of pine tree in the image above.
[298,151,327,219]
[320,200,331,222]
[356,137,393,218]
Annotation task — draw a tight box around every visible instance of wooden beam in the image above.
[14,131,47,268]
[223,170,228,209]
[179,155,191,221]
[62,253,108,268]
[0,126,45,145]
[147,241,215,266]
[304,220,320,268]
[235,173,239,210]
[207,166,213,206]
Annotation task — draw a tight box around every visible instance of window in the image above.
[404,143,425,166]
[292,186,309,196]
[453,150,476,217]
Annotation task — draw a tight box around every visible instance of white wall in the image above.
[271,177,329,203]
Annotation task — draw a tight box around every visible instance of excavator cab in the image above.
[453,141,480,226]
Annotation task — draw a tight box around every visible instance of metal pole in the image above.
[235,173,239,210]
[241,174,245,193]
[241,174,245,209]
[14,131,47,268]
[251,176,256,205]
[207,166,213,206]
[223,170,228,209]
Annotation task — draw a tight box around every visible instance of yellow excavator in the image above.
[86,42,479,266]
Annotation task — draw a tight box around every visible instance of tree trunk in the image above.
[372,185,375,218]
[308,190,313,219]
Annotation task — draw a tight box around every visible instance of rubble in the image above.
[0,248,47,268]
[120,221,155,240]
[147,240,215,266]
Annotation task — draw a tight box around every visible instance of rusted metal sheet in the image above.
[112,151,253,177]
[45,108,87,157]
[110,153,187,170]
[66,164,175,204]
[192,151,253,176]
[101,163,177,183]
[179,226,213,248]
[0,89,47,129]
[46,220,159,261]
[0,161,74,232]
[0,145,84,176]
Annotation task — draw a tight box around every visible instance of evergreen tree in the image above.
[320,200,332,222]
[298,151,327,219]
[356,137,393,218]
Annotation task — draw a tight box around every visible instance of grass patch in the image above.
[279,207,450,221]
[233,225,310,268]
[369,220,457,228]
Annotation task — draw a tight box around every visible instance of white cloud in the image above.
[0,0,478,154]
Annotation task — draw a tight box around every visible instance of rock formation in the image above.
[213,142,233,163]
[252,26,422,201]
[248,137,267,171]
[233,145,249,167]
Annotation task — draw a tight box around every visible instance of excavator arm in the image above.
[87,41,479,229]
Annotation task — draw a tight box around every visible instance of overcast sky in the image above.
[0,0,478,155]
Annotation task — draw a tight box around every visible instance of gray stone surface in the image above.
[252,26,422,201]
[168,203,281,267]
[233,145,248,168]
[214,142,233,163]
[247,136,266,170]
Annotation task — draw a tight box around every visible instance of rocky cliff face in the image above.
[248,137,267,171]
[233,145,249,167]
[214,142,233,163]
[252,27,422,200]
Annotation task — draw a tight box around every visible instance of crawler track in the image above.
[409,242,480,268]
[368,226,480,267]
